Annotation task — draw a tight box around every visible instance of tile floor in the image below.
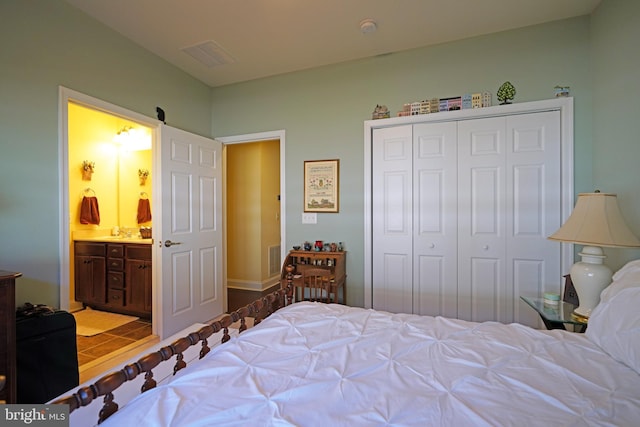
[76,319,152,367]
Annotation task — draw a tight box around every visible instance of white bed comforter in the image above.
[102,303,639,426]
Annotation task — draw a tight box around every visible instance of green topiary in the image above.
[497,81,516,104]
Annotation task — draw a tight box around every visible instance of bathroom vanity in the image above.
[74,238,152,318]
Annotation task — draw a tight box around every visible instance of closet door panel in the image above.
[413,122,458,317]
[469,257,502,323]
[458,117,506,322]
[372,125,413,313]
[507,111,562,325]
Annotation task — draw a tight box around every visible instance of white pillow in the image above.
[586,266,640,374]
[599,259,640,303]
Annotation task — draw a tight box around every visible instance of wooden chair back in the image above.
[301,268,333,302]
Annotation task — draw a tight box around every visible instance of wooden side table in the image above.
[0,270,21,403]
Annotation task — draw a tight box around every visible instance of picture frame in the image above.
[304,159,339,213]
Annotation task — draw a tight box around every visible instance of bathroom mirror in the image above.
[68,102,153,233]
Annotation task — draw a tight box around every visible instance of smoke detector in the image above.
[360,19,377,34]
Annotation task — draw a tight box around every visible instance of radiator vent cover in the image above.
[269,245,281,277]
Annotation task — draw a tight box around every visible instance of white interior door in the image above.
[413,122,458,317]
[365,98,574,323]
[156,125,223,339]
[457,117,507,322]
[372,125,413,313]
[457,112,561,324]
[506,111,561,326]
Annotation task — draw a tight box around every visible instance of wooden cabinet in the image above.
[282,250,347,304]
[125,244,152,315]
[74,242,107,305]
[0,270,21,404]
[106,244,125,309]
[75,241,151,318]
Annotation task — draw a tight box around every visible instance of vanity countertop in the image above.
[74,236,152,245]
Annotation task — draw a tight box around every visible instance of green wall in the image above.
[210,17,596,307]
[590,0,640,266]
[0,1,212,306]
[2,0,638,310]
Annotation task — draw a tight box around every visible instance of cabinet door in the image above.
[74,255,106,304]
[125,259,152,315]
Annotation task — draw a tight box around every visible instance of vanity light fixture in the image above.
[114,125,151,151]
[114,125,131,141]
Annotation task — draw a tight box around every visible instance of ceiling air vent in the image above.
[181,40,236,67]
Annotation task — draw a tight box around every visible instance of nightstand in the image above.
[520,296,587,332]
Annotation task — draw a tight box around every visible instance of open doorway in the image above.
[59,87,159,380]
[218,131,286,312]
[60,88,286,378]
[68,103,154,375]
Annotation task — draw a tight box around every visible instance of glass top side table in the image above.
[520,296,587,332]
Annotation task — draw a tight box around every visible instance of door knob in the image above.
[164,240,183,247]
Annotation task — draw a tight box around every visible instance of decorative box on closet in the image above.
[364,98,574,328]
[281,250,347,304]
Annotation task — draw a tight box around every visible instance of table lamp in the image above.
[548,192,640,319]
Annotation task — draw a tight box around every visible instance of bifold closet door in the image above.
[371,110,562,325]
[372,122,458,317]
[412,122,458,317]
[457,112,562,324]
[371,125,413,314]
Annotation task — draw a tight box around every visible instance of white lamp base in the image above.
[569,246,612,318]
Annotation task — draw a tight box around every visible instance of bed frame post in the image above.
[284,264,295,305]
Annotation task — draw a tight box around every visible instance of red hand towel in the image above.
[80,196,100,225]
[137,198,152,223]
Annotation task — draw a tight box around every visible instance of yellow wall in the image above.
[68,102,153,303]
[260,141,281,279]
[68,102,153,235]
[227,140,280,288]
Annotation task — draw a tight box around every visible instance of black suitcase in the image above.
[16,305,79,403]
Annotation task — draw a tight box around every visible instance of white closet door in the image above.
[372,125,413,313]
[457,112,561,324]
[507,111,561,326]
[413,122,458,317]
[457,117,507,322]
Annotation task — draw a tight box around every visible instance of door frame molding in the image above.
[363,97,574,309]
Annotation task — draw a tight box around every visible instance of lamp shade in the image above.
[549,193,640,248]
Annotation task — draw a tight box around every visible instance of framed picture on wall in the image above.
[304,159,339,213]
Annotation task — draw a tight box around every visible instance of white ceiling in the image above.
[65,0,601,88]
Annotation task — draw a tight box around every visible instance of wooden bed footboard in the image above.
[53,268,294,424]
